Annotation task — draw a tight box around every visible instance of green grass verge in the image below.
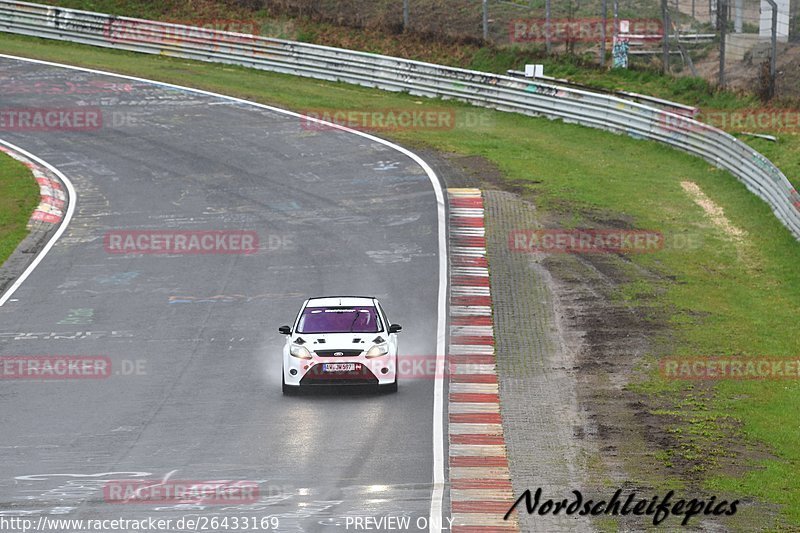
[0,150,39,268]
[2,32,800,525]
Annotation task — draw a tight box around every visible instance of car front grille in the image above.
[301,363,378,385]
[313,349,364,357]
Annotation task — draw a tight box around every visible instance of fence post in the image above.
[403,0,409,31]
[599,0,608,66]
[764,0,778,99]
[662,0,670,73]
[718,0,727,87]
[546,0,552,52]
[483,0,488,40]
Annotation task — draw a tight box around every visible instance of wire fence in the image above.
[261,0,799,101]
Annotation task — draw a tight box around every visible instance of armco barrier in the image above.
[1,0,798,240]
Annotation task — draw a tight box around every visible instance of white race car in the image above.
[279,296,401,394]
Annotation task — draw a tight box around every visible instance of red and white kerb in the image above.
[448,189,519,532]
[0,146,65,225]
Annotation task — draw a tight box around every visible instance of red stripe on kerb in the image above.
[450,393,500,403]
[31,211,62,223]
[450,434,506,444]
[451,478,512,489]
[449,355,495,364]
[451,316,493,326]
[42,196,65,209]
[451,217,484,227]
[451,374,498,384]
[451,256,488,267]
[451,236,487,247]
[451,296,492,306]
[449,197,484,208]
[450,456,508,467]
[452,276,490,287]
[451,336,494,346]
[450,413,502,424]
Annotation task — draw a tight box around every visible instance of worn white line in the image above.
[450,382,499,394]
[450,345,495,355]
[450,325,494,335]
[448,402,501,414]
[450,444,507,456]
[450,227,485,236]
[448,423,504,435]
[450,306,492,316]
[452,267,489,276]
[450,208,485,217]
[450,246,487,256]
[451,286,491,296]
[450,467,512,481]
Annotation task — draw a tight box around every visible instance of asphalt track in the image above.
[0,56,447,532]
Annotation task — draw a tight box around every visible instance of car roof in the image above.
[305,296,377,308]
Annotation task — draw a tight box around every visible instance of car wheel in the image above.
[282,374,298,395]
[380,378,398,394]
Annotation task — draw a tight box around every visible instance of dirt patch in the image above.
[680,180,747,241]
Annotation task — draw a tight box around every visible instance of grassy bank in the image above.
[1,30,800,527]
[0,150,39,268]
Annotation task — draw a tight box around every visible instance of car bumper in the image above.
[283,356,397,387]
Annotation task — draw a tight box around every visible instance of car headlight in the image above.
[290,344,312,359]
[365,343,389,358]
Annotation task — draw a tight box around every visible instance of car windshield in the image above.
[297,306,382,334]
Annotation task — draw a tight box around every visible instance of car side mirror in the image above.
[389,324,402,334]
[278,325,292,335]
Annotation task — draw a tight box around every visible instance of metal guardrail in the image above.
[506,70,699,116]
[1,0,798,240]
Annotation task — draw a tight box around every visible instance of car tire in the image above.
[282,374,298,395]
[379,378,398,394]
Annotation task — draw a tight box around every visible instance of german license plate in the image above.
[322,363,359,372]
